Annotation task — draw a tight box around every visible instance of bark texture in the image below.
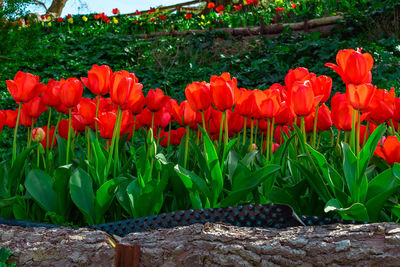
[136,15,343,39]
[2,222,400,266]
[0,224,115,266]
[46,0,68,17]
[122,222,400,266]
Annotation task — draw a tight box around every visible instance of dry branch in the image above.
[135,15,343,39]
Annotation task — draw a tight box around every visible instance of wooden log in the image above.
[121,222,400,266]
[2,221,400,266]
[134,15,343,39]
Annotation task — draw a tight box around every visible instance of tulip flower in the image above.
[375,136,400,165]
[32,127,45,142]
[274,125,290,144]
[210,72,237,111]
[215,5,224,12]
[317,104,332,132]
[325,48,373,85]
[59,78,83,108]
[235,89,259,118]
[4,110,18,128]
[284,67,314,91]
[6,71,45,103]
[160,128,187,147]
[145,88,170,113]
[58,119,76,139]
[20,107,36,127]
[96,111,117,139]
[185,82,211,112]
[81,65,112,96]
[41,126,57,150]
[112,8,120,15]
[42,79,61,108]
[207,2,215,8]
[393,98,400,123]
[259,89,281,119]
[0,111,5,133]
[364,88,395,124]
[172,100,196,126]
[77,98,97,126]
[311,75,332,103]
[346,83,375,110]
[23,96,48,118]
[288,81,317,117]
[110,71,143,109]
[331,93,356,132]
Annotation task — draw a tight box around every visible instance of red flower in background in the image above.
[172,100,196,126]
[135,10,141,15]
[275,7,284,12]
[42,79,61,108]
[160,128,187,147]
[77,98,97,125]
[4,110,18,128]
[159,15,167,20]
[246,0,258,4]
[95,111,116,139]
[145,89,170,112]
[288,81,317,117]
[215,5,225,12]
[112,8,120,15]
[185,13,192,19]
[58,18,64,22]
[325,48,373,85]
[207,2,215,8]
[234,4,242,11]
[110,71,143,109]
[19,107,36,127]
[311,75,332,103]
[375,136,400,165]
[6,71,45,103]
[0,111,5,133]
[364,88,395,124]
[317,104,332,131]
[81,64,112,96]
[23,96,47,118]
[66,14,72,19]
[40,126,57,150]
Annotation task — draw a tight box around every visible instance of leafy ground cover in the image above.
[0,0,400,227]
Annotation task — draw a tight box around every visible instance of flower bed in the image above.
[0,48,400,227]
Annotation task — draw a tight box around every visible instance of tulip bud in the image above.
[32,127,45,142]
[147,128,154,145]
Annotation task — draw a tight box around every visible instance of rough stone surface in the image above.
[2,222,400,266]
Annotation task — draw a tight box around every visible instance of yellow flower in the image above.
[82,16,88,22]
[41,21,44,26]
[68,17,73,24]
[48,22,52,27]
[201,15,205,20]
[140,22,143,26]
[171,24,175,29]
[113,17,118,24]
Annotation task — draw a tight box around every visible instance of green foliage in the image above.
[0,246,15,267]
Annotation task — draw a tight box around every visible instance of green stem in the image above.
[50,113,62,151]
[218,111,225,150]
[254,120,258,148]
[156,127,161,151]
[336,130,340,147]
[301,117,306,144]
[184,125,190,168]
[46,107,52,157]
[106,108,121,178]
[95,95,100,140]
[390,119,396,135]
[363,121,370,145]
[201,111,207,154]
[250,119,254,149]
[266,119,270,162]
[344,131,349,144]
[350,109,356,152]
[27,118,35,148]
[330,128,334,147]
[113,107,123,177]
[167,121,171,154]
[270,117,275,160]
[317,133,322,150]
[313,105,319,147]
[151,112,155,132]
[36,145,40,168]
[224,110,229,147]
[131,115,137,147]
[66,108,72,164]
[242,117,247,146]
[86,126,91,162]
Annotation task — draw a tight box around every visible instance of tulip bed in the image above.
[6,0,372,35]
[1,48,400,226]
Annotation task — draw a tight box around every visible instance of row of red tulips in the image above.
[1,48,399,167]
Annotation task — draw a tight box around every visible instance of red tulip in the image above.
[128,89,145,115]
[23,96,48,118]
[311,75,332,103]
[77,98,97,126]
[40,126,57,150]
[375,136,400,165]
[96,111,117,139]
[120,110,134,137]
[71,114,86,133]
[4,110,18,128]
[160,128,187,147]
[331,93,360,131]
[393,98,400,122]
[154,107,171,128]
[228,111,244,134]
[185,82,211,112]
[58,119,76,139]
[110,71,143,109]
[259,89,281,119]
[284,67,314,90]
[112,8,120,15]
[6,71,45,103]
[325,48,373,85]
[364,88,395,124]
[81,64,112,96]
[172,100,196,126]
[288,81,318,117]
[145,88,170,112]
[0,111,5,133]
[42,79,61,108]
[59,78,83,108]
[275,101,294,125]
[346,83,375,110]
[274,125,290,144]
[215,5,224,12]
[137,108,153,128]
[210,73,237,111]
[185,13,192,19]
[207,2,215,8]
[32,127,45,142]
[317,104,332,132]
[19,107,36,127]
[235,89,259,118]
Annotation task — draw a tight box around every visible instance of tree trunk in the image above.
[2,221,400,266]
[122,222,400,266]
[46,0,68,17]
